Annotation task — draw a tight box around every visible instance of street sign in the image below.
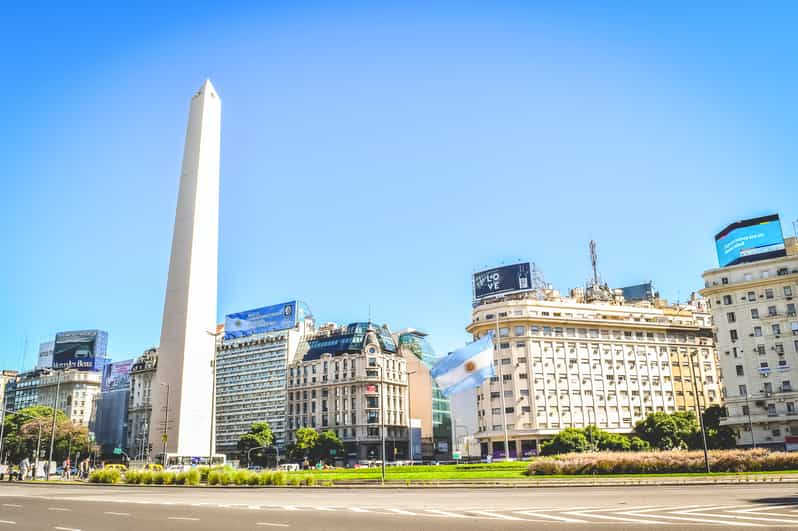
[113,448,122,455]
[452,451,462,460]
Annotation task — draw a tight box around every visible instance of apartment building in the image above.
[286,322,409,465]
[467,289,721,458]
[701,235,798,449]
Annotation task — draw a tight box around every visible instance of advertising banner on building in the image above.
[52,330,108,371]
[224,301,298,339]
[101,359,133,392]
[473,263,532,301]
[715,214,786,268]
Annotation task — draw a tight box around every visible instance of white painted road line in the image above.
[47,508,71,512]
[349,507,369,513]
[469,510,525,520]
[425,509,470,518]
[53,527,80,531]
[0,521,15,525]
[1,504,22,508]
[167,517,200,521]
[388,508,417,516]
[256,524,290,528]
[677,506,798,525]
[104,512,131,516]
[564,506,667,525]
[621,508,767,528]
[514,510,588,524]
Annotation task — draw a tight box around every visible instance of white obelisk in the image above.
[149,80,220,460]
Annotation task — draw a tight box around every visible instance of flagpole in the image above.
[495,314,511,460]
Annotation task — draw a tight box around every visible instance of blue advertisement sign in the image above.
[715,214,786,268]
[52,330,108,371]
[473,263,532,301]
[102,359,133,392]
[224,301,297,339]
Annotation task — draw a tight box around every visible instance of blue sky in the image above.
[1,1,796,368]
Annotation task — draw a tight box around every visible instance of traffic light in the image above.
[147,443,153,454]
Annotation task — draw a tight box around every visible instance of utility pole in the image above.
[380,356,386,484]
[744,390,756,449]
[494,315,511,460]
[0,393,7,463]
[46,370,64,480]
[160,382,170,465]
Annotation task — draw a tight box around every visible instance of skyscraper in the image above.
[149,80,221,461]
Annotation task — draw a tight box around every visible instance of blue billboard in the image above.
[715,214,786,268]
[224,301,298,339]
[473,263,532,301]
[52,329,108,371]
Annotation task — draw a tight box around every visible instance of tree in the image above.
[702,405,737,449]
[312,430,344,463]
[2,406,70,464]
[540,428,589,456]
[237,421,274,466]
[634,411,699,450]
[285,427,319,463]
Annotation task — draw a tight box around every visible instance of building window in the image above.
[768,306,778,317]
[739,384,747,396]
[751,308,759,319]
[736,365,744,376]
[766,289,774,299]
[767,404,777,417]
[773,324,782,336]
[723,295,733,305]
[748,291,756,302]
[754,327,762,337]
[730,330,739,341]
[727,312,736,323]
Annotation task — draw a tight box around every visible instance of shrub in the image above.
[272,472,287,486]
[125,470,141,484]
[234,469,251,485]
[88,469,121,484]
[304,475,316,487]
[141,471,153,485]
[208,470,222,486]
[257,471,273,486]
[162,472,175,485]
[526,449,798,476]
[289,475,302,486]
[184,469,201,486]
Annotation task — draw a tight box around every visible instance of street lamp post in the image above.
[246,445,269,468]
[744,391,756,449]
[206,329,223,466]
[688,350,711,474]
[46,370,65,480]
[0,393,7,463]
[380,358,386,484]
[160,382,171,465]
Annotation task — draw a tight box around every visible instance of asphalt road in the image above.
[3,482,798,530]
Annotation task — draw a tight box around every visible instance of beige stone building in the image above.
[286,322,409,464]
[35,370,101,426]
[127,348,158,459]
[701,236,798,449]
[467,289,721,457]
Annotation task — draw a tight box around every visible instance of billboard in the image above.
[473,263,532,301]
[52,330,108,371]
[224,301,298,339]
[715,214,786,268]
[102,359,133,392]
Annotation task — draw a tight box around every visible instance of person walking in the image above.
[19,458,29,481]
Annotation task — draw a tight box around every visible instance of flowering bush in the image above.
[526,449,798,475]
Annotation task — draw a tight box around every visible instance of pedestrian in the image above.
[19,458,29,482]
[63,457,71,480]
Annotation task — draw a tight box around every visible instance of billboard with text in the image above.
[224,301,298,339]
[715,214,786,268]
[52,330,108,371]
[473,263,532,301]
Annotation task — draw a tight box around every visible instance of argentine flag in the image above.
[431,332,496,397]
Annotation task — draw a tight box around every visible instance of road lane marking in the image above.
[1,504,21,508]
[469,510,525,520]
[425,510,469,518]
[564,506,666,525]
[349,508,369,513]
[256,524,290,528]
[315,506,336,511]
[0,521,15,525]
[621,508,766,528]
[388,508,417,516]
[167,517,200,521]
[514,510,587,523]
[47,508,71,512]
[53,527,80,531]
[104,512,130,516]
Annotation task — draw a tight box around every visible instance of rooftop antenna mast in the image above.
[590,240,599,286]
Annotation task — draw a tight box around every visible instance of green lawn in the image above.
[285,462,798,482]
